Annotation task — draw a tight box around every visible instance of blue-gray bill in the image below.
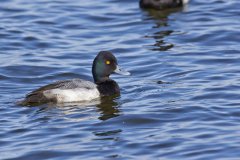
[114,65,131,76]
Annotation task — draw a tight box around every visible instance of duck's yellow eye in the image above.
[105,60,111,65]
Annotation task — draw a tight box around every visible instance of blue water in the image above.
[1,0,240,159]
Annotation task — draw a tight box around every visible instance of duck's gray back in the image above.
[49,79,97,90]
[28,79,96,93]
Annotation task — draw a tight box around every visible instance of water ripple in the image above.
[1,0,240,159]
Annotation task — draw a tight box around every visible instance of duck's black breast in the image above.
[97,80,120,96]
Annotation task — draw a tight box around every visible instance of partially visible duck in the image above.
[140,0,189,10]
[20,51,130,105]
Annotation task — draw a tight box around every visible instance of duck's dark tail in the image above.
[17,93,49,106]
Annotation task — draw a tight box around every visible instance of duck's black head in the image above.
[140,0,187,10]
[92,51,130,84]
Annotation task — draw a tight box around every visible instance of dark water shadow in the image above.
[141,7,185,51]
[143,7,184,20]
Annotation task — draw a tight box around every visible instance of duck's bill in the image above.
[114,65,131,76]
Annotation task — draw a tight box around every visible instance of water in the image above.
[1,0,240,159]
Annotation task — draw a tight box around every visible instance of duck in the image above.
[139,0,189,10]
[20,51,130,105]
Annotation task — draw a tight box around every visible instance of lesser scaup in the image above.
[20,51,130,105]
[139,0,189,10]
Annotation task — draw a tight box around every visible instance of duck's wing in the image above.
[26,79,96,97]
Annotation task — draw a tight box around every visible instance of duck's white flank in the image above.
[182,0,189,4]
[43,87,100,103]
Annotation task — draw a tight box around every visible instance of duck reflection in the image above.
[93,129,122,139]
[141,7,186,51]
[30,95,120,122]
[96,96,120,121]
[57,96,120,121]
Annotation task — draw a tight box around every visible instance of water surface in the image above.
[1,0,240,159]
